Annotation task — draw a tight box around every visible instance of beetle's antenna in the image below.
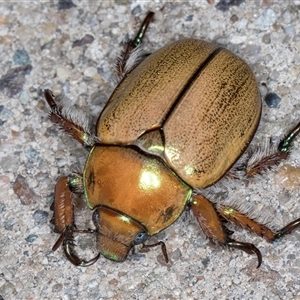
[141,241,169,263]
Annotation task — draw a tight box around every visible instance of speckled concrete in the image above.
[1,1,300,299]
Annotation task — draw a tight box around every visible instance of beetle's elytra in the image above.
[45,12,300,267]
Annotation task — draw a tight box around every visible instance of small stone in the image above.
[275,164,300,191]
[13,49,31,66]
[255,9,277,28]
[50,84,63,95]
[230,35,247,44]
[230,14,239,23]
[185,15,193,22]
[264,92,281,108]
[25,234,38,243]
[170,248,182,262]
[0,65,32,98]
[132,5,142,15]
[0,202,5,214]
[284,25,295,36]
[84,67,97,79]
[52,283,63,293]
[108,278,119,286]
[262,33,271,44]
[3,218,14,230]
[12,174,40,205]
[244,44,261,57]
[58,0,76,10]
[33,210,49,224]
[72,34,94,47]
[57,66,71,81]
[216,0,245,11]
[19,90,30,105]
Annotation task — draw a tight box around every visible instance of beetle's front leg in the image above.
[44,89,97,147]
[51,176,100,266]
[191,194,262,267]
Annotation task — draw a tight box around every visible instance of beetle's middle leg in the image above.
[233,120,300,177]
[191,194,262,267]
[50,175,100,266]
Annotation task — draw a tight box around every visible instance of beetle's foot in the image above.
[274,218,300,240]
[141,241,169,263]
[64,238,100,267]
[227,239,262,268]
[52,225,100,267]
[132,11,154,47]
[278,121,300,153]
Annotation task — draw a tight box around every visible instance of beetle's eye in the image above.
[134,232,148,245]
[92,210,100,229]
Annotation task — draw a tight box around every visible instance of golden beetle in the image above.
[45,12,300,267]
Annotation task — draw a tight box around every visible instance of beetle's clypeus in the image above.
[45,12,300,267]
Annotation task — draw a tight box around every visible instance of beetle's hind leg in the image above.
[191,194,262,267]
[50,176,100,266]
[44,89,97,148]
[233,120,300,178]
[115,12,154,80]
[217,204,300,242]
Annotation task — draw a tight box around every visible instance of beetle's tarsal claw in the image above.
[53,225,100,267]
[64,241,100,267]
[274,218,300,239]
[227,240,262,268]
[278,121,300,153]
[44,89,59,113]
[133,11,154,47]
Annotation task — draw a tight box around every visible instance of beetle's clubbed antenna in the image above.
[140,241,169,263]
[115,11,154,81]
[44,89,98,148]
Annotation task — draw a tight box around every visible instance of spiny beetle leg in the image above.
[218,205,300,241]
[132,11,154,47]
[191,194,262,267]
[115,12,154,79]
[44,89,96,147]
[245,120,300,177]
[218,205,277,241]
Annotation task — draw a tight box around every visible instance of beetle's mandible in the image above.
[44,12,300,267]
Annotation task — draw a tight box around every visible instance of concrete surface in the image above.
[1,0,300,299]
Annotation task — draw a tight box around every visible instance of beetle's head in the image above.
[93,206,148,262]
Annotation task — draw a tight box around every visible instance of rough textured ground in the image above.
[1,0,300,299]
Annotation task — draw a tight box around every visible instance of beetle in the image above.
[45,12,300,267]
